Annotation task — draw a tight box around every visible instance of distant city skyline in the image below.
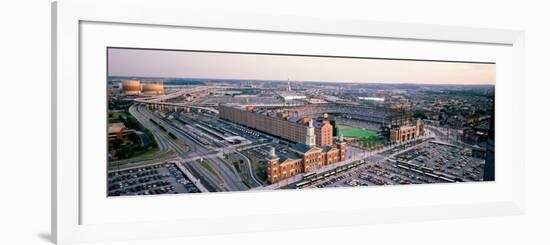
[108,48,495,85]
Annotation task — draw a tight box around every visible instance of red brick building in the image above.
[314,119,333,146]
[267,141,347,184]
[389,119,423,143]
[219,105,347,184]
[219,105,333,147]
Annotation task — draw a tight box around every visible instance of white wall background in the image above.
[0,0,547,244]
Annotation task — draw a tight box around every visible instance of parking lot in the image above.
[393,141,484,181]
[379,139,424,156]
[108,162,200,196]
[309,162,435,189]
[302,141,485,189]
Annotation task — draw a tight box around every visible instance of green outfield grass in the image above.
[336,125,383,149]
[336,125,378,139]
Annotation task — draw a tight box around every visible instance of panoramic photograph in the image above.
[106,48,495,196]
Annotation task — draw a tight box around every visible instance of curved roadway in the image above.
[136,104,248,192]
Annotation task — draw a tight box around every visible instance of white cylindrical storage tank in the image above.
[142,82,164,95]
[121,80,141,94]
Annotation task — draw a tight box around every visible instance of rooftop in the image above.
[108,122,127,134]
[278,150,302,163]
[292,143,313,153]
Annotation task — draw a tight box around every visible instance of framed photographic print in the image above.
[52,0,525,244]
[105,47,496,194]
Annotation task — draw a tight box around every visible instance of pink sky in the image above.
[108,48,495,85]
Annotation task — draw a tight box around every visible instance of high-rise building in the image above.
[287,79,292,92]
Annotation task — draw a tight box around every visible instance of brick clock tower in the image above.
[266,147,280,184]
[336,135,346,161]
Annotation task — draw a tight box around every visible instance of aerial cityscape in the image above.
[107,48,495,196]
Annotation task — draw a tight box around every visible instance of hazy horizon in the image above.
[108,75,495,87]
[108,48,496,85]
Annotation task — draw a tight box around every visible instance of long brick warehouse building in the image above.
[219,104,346,184]
[219,105,333,146]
